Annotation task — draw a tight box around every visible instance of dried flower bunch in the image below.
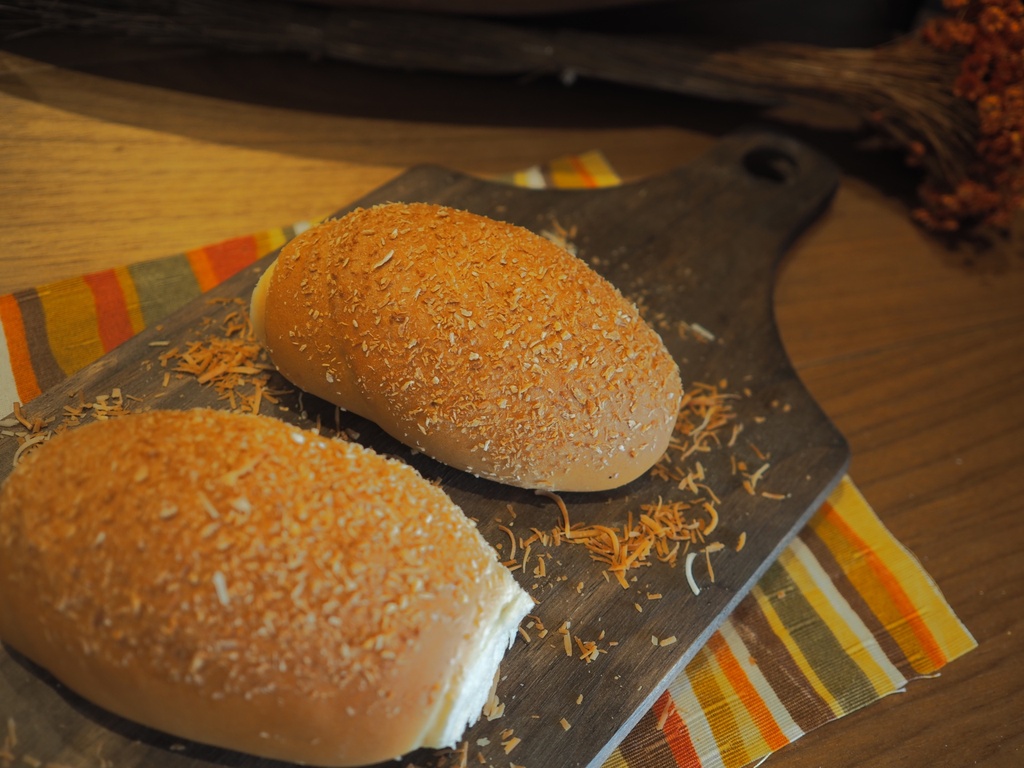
[916,0,1023,233]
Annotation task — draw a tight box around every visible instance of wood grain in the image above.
[0,40,730,295]
[1,36,1022,768]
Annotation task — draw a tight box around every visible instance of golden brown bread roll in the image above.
[0,409,533,767]
[252,202,682,491]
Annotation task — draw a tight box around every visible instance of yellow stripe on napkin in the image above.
[36,277,107,377]
[628,476,977,768]
[810,481,976,675]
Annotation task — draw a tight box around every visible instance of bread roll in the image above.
[0,409,532,767]
[252,203,682,491]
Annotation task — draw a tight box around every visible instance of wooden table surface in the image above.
[2,31,1022,768]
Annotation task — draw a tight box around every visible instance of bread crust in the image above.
[0,409,532,766]
[253,203,682,491]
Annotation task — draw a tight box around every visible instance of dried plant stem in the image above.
[563,36,976,187]
[1,0,1016,237]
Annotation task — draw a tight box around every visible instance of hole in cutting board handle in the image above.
[742,146,798,184]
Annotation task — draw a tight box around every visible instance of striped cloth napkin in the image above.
[0,153,975,768]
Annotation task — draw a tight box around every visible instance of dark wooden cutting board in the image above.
[0,130,849,768]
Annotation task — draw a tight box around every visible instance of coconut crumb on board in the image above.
[574,636,605,664]
[2,299,289,469]
[0,718,15,766]
[159,299,290,415]
[0,716,81,768]
[657,698,677,731]
[483,691,505,722]
[528,490,722,590]
[540,219,578,256]
[4,388,138,467]
[519,368,789,597]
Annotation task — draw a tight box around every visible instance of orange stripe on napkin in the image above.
[188,236,260,292]
[569,155,600,188]
[686,646,753,767]
[652,692,701,767]
[813,503,948,673]
[706,632,790,752]
[549,154,601,189]
[83,271,135,352]
[575,150,621,188]
[186,248,222,293]
[0,294,40,404]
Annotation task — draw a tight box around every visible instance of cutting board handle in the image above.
[686,128,840,259]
